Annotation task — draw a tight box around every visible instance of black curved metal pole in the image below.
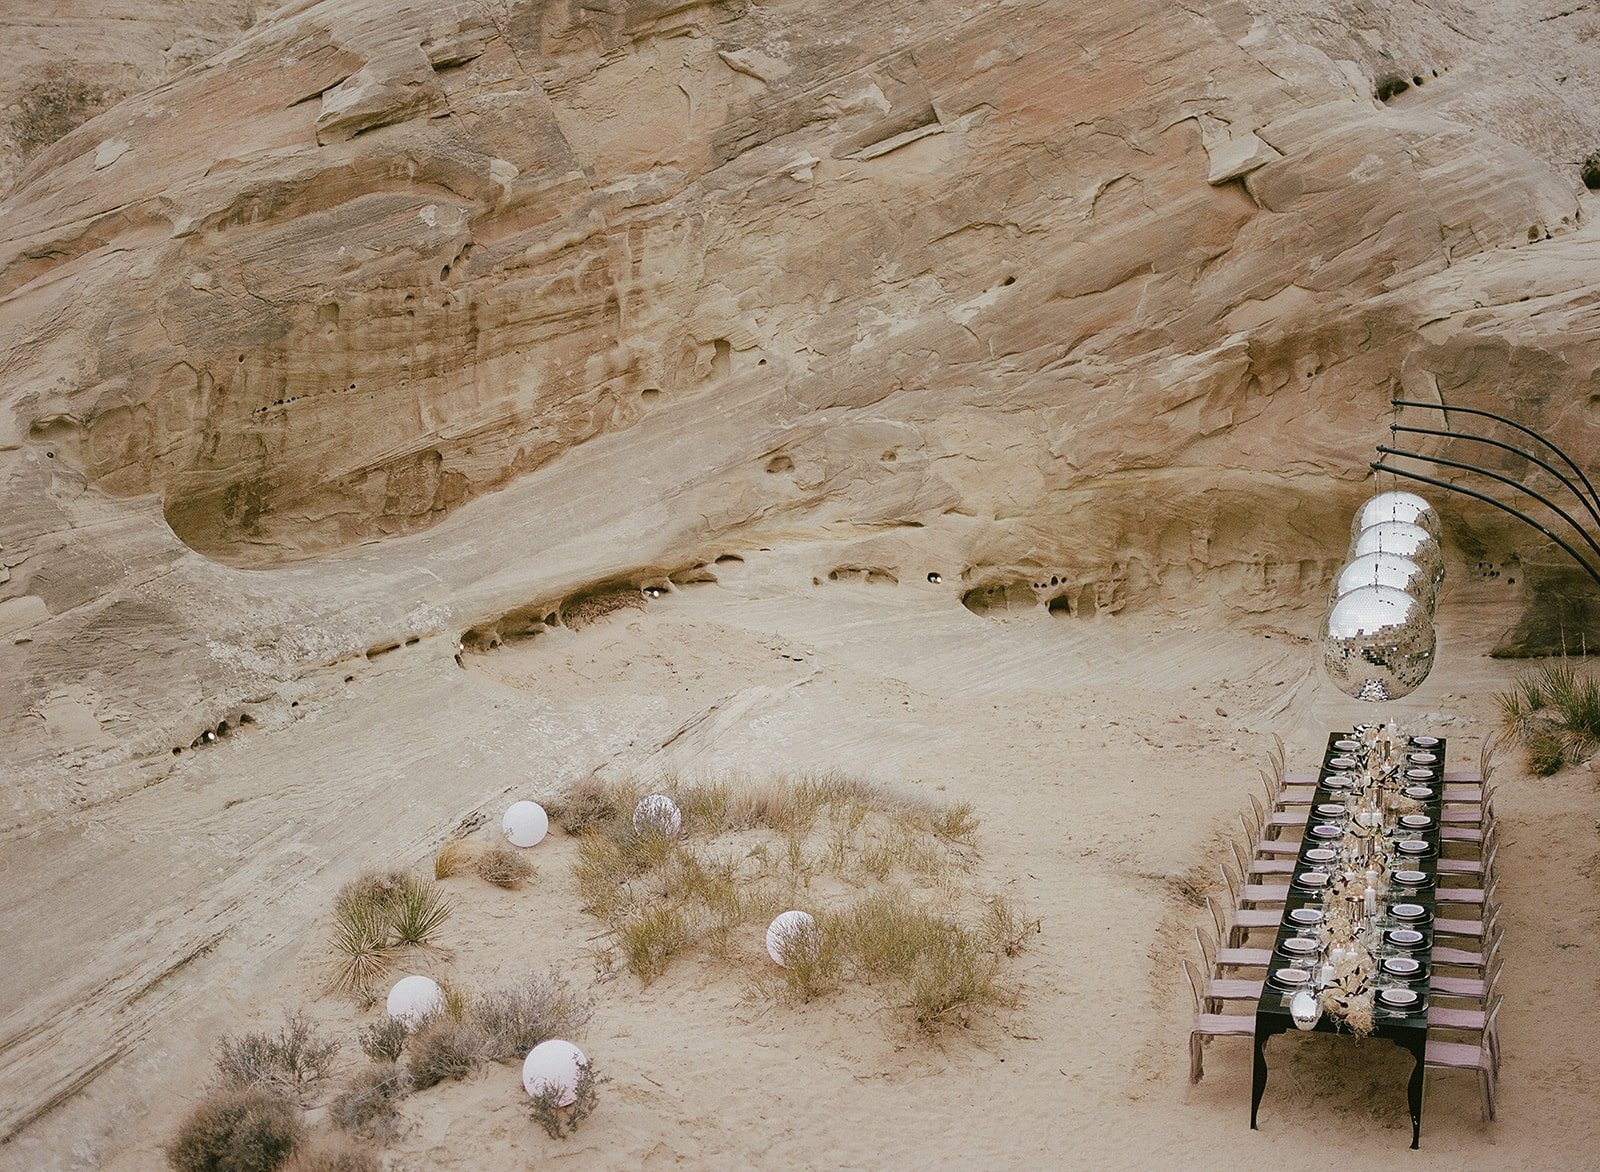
[1371,460,1600,591]
[1376,443,1600,568]
[1391,422,1600,534]
[1391,398,1600,516]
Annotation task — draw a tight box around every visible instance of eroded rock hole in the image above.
[1375,73,1410,101]
[766,454,794,474]
[641,387,661,401]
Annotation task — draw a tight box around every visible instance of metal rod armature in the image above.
[1371,460,1600,591]
[1391,398,1600,516]
[1390,422,1600,535]
[1376,443,1600,568]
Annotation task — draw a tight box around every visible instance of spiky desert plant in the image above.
[390,875,453,949]
[329,899,396,997]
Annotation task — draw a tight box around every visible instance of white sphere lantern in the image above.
[632,794,682,837]
[766,910,819,966]
[522,1039,587,1106]
[386,974,444,1026]
[1351,521,1445,588]
[1320,585,1436,702]
[502,800,549,848]
[1351,491,1442,542]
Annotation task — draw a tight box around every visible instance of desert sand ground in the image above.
[3,552,1596,1170]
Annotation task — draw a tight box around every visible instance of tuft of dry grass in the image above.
[473,846,535,889]
[285,1138,381,1172]
[616,905,692,982]
[214,1013,339,1105]
[166,1087,305,1172]
[434,839,479,879]
[1497,655,1600,774]
[547,775,640,835]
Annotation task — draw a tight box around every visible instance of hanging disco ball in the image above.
[1331,552,1436,612]
[1320,584,1436,701]
[1350,521,1445,587]
[1351,491,1442,542]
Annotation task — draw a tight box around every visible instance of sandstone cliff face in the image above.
[3,0,1600,1154]
[2,0,1598,800]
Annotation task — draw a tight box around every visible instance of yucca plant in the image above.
[329,898,396,996]
[390,875,453,949]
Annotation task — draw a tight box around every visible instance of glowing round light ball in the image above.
[632,794,682,837]
[522,1039,587,1106]
[1351,521,1445,588]
[502,800,549,848]
[386,974,444,1026]
[1351,491,1442,542]
[766,910,819,966]
[1320,584,1436,702]
[1332,552,1435,612]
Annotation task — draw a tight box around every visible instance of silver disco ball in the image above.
[1320,584,1436,701]
[1351,491,1442,542]
[1350,521,1445,587]
[1332,552,1436,612]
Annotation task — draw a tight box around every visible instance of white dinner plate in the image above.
[1297,872,1329,887]
[1324,775,1353,789]
[1304,848,1337,864]
[1334,739,1361,751]
[1311,824,1343,839]
[1383,956,1422,976]
[1408,752,1438,765]
[1392,869,1428,885]
[1397,839,1430,855]
[1411,736,1439,748]
[1282,937,1320,955]
[1272,968,1311,987]
[1378,987,1420,1008]
[1403,786,1434,799]
[1387,928,1425,947]
[1391,903,1427,920]
[1315,803,1346,817]
[1406,767,1434,779]
[1328,756,1358,769]
[1399,814,1433,830]
[1289,908,1324,925]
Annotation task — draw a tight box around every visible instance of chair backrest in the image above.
[1182,958,1203,1013]
[1485,954,1504,995]
[1228,837,1249,879]
[1484,932,1503,971]
[1479,730,1502,784]
[1483,994,1504,1038]
[1218,859,1241,903]
[1194,925,1216,974]
[1205,895,1229,942]
[1249,792,1267,827]
[1240,809,1262,843]
[1483,840,1500,879]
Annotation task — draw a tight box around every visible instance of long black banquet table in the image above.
[1250,732,1446,1149]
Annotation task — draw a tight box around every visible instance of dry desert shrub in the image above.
[283,1140,380,1172]
[473,845,535,889]
[405,1017,487,1089]
[166,1087,305,1172]
[1497,656,1600,774]
[357,1018,407,1063]
[547,774,639,834]
[527,1058,604,1140]
[471,969,594,1062]
[329,1062,410,1140]
[214,1014,339,1104]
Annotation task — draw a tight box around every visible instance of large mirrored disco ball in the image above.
[1332,552,1436,612]
[1321,584,1437,701]
[1351,491,1442,542]
[1351,521,1445,587]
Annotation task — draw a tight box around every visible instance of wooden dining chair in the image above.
[1185,959,1255,1084]
[1195,924,1270,972]
[1425,999,1503,1121]
[1429,993,1504,1077]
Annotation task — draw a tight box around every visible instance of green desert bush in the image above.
[471,969,594,1062]
[329,1062,410,1139]
[214,1014,339,1103]
[1498,656,1600,773]
[405,1018,486,1089]
[166,1087,305,1172]
[616,905,692,981]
